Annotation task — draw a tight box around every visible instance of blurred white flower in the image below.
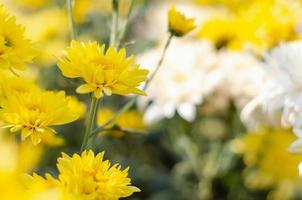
[138,39,218,123]
[241,41,302,152]
[210,50,267,110]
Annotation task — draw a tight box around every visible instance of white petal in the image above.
[178,103,196,122]
[288,139,302,153]
[293,127,302,138]
[143,104,165,124]
[299,162,302,176]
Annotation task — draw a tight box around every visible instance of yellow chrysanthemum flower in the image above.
[0,90,81,145]
[24,150,140,200]
[58,40,149,99]
[0,5,36,70]
[97,108,145,137]
[57,150,140,199]
[168,6,196,37]
[232,128,302,199]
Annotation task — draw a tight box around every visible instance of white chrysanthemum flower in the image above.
[138,39,218,123]
[207,50,266,112]
[242,41,302,152]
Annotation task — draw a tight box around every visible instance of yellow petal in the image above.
[76,84,95,94]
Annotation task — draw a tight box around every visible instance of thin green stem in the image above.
[117,0,136,48]
[143,34,173,90]
[80,96,99,151]
[110,0,119,47]
[90,34,173,136]
[66,0,76,40]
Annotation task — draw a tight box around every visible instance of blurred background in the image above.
[1,0,302,199]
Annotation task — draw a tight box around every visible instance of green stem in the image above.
[66,0,76,40]
[80,96,99,151]
[143,34,173,90]
[90,34,173,136]
[110,0,119,47]
[117,0,136,48]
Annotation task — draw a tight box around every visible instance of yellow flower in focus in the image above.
[0,5,36,70]
[97,108,145,137]
[58,40,149,99]
[232,128,302,199]
[57,150,140,199]
[25,150,140,200]
[168,6,196,37]
[0,90,81,145]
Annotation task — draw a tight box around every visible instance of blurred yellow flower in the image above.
[22,8,68,66]
[0,134,48,200]
[25,150,140,200]
[97,108,145,137]
[232,128,302,199]
[58,40,149,99]
[0,71,39,103]
[66,96,87,119]
[198,0,302,53]
[0,90,81,145]
[198,17,234,49]
[168,5,196,37]
[14,0,49,9]
[0,5,36,71]
[73,0,93,24]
